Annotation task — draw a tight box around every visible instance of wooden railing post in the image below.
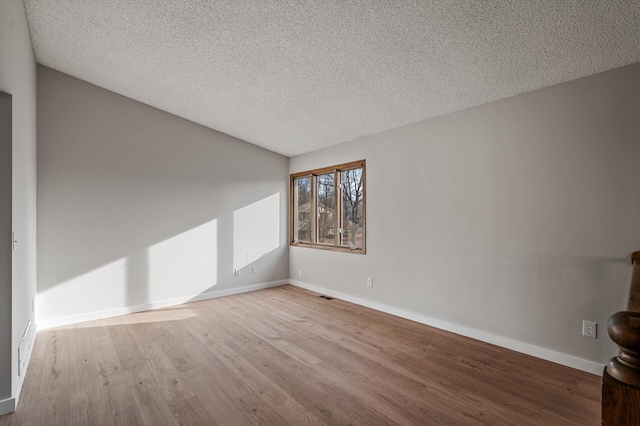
[603,252,640,425]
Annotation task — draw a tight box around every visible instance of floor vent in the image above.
[319,295,334,300]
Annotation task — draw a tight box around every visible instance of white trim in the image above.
[0,397,15,416]
[11,324,37,412]
[289,279,605,376]
[37,280,288,330]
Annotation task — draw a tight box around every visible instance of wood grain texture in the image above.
[602,251,640,423]
[1,285,600,425]
[602,368,640,425]
[626,251,640,311]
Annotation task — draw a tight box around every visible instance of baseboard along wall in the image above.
[37,280,288,330]
[289,279,605,376]
[34,278,604,377]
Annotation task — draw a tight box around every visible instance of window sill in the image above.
[290,242,366,255]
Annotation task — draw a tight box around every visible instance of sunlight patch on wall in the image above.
[37,258,127,323]
[149,219,218,301]
[234,193,280,270]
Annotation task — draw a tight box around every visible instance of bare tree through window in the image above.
[294,177,311,242]
[317,173,335,244]
[290,160,365,254]
[341,168,363,248]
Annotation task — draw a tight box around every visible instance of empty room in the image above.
[1,0,640,424]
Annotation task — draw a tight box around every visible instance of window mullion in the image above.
[310,174,317,244]
[335,170,341,247]
[289,160,365,254]
[292,177,298,242]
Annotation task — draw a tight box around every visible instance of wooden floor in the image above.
[0,285,600,425]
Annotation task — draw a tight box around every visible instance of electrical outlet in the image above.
[367,277,373,287]
[583,320,597,338]
[234,269,240,277]
[298,269,302,278]
[252,266,257,274]
[31,298,34,313]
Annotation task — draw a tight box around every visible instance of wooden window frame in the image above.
[290,160,366,254]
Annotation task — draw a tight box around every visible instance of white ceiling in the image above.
[24,1,640,157]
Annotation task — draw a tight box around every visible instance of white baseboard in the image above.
[34,278,605,375]
[0,397,15,416]
[289,279,605,376]
[38,280,288,330]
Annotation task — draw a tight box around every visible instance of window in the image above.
[290,160,365,254]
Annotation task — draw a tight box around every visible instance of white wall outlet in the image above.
[298,269,302,278]
[367,277,373,287]
[582,320,597,338]
[252,266,257,274]
[234,269,240,277]
[32,298,35,313]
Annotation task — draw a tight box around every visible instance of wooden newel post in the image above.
[603,252,640,425]
[625,252,640,311]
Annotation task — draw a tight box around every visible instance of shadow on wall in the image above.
[37,194,282,325]
[36,65,289,326]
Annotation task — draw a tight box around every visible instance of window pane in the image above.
[341,168,364,248]
[317,173,335,244]
[294,177,311,243]
[290,160,365,254]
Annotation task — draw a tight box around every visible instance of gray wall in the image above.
[37,66,289,326]
[0,0,37,412]
[290,63,640,371]
[0,92,12,404]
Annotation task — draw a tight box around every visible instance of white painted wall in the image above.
[290,63,640,372]
[0,0,38,414]
[37,66,289,328]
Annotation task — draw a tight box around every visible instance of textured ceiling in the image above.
[25,1,640,157]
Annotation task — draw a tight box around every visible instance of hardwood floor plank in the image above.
[183,315,226,346]
[271,398,328,426]
[235,396,293,425]
[246,351,362,425]
[31,328,50,360]
[0,413,11,426]
[38,329,71,423]
[427,350,596,423]
[363,374,474,425]
[211,308,292,363]
[69,355,108,426]
[537,407,598,426]
[307,353,468,425]
[414,352,546,419]
[205,340,290,407]
[9,285,600,425]
[39,328,70,395]
[130,379,180,426]
[108,325,154,384]
[69,326,94,362]
[454,389,540,425]
[91,323,128,388]
[287,358,404,426]
[153,319,200,374]
[138,341,194,404]
[180,367,254,425]
[99,383,144,426]
[34,391,61,426]
[169,396,218,426]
